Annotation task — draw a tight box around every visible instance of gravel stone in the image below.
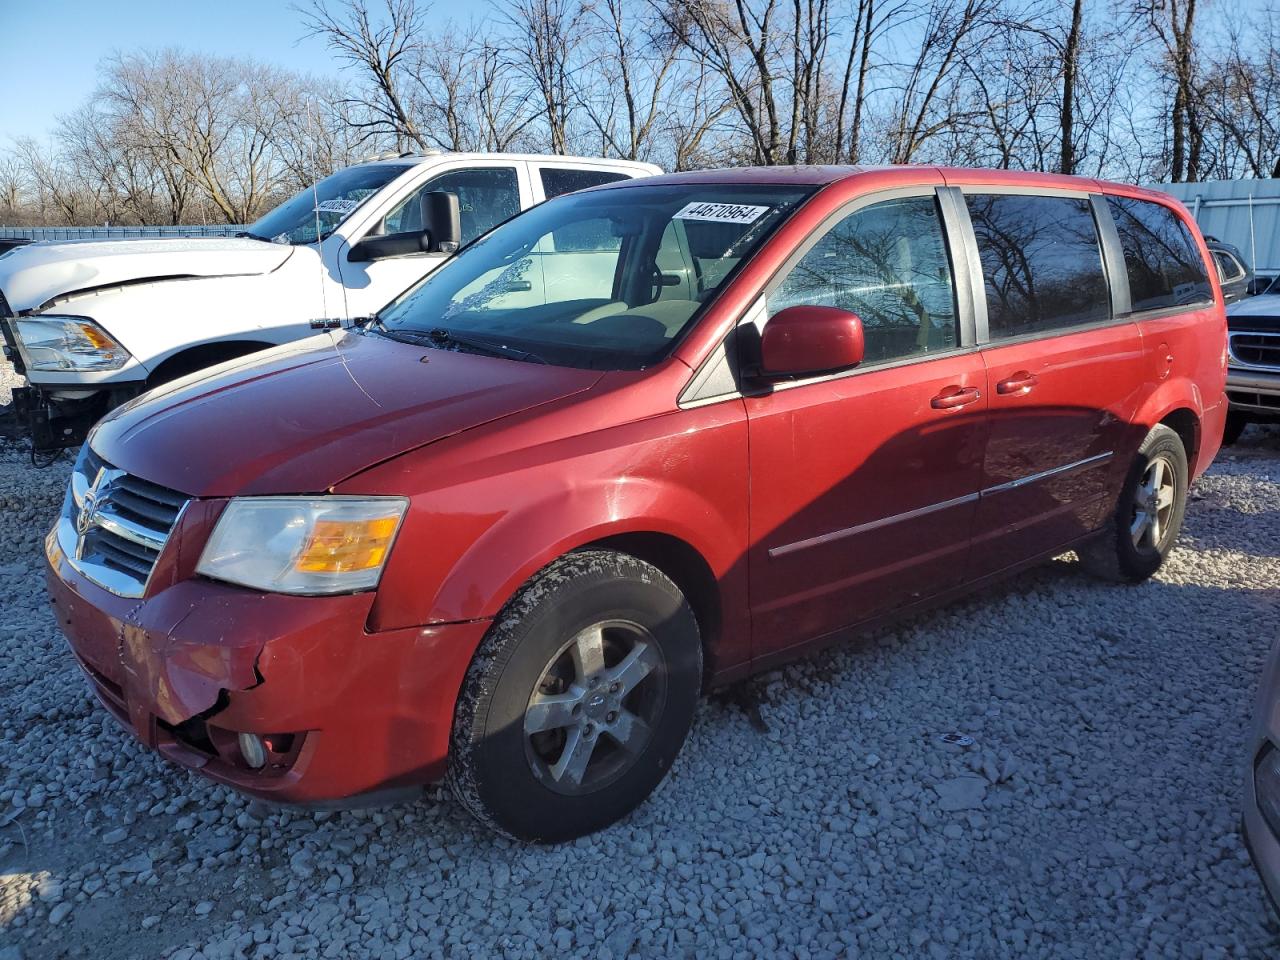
[934,775,988,811]
[2,358,1279,957]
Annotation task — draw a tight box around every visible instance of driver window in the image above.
[381,167,520,243]
[767,196,959,366]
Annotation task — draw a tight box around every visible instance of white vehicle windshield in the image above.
[244,164,413,245]
[374,182,814,369]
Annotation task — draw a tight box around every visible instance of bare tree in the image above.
[298,0,429,150]
[578,0,676,160]
[655,0,793,164]
[1198,10,1280,178]
[1139,0,1202,181]
[503,0,587,154]
[885,0,1001,164]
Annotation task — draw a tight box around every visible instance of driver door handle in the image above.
[931,386,982,410]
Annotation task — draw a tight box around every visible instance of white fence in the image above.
[0,225,245,242]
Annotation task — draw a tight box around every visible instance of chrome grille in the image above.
[58,445,188,597]
[1230,331,1280,371]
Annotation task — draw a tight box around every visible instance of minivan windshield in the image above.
[245,163,413,245]
[375,183,814,369]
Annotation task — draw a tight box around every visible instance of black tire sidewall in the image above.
[454,554,701,842]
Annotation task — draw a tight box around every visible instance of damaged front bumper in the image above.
[8,381,141,453]
[2,318,143,452]
[44,528,487,805]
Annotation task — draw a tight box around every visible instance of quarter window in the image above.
[965,194,1110,339]
[1105,196,1212,312]
[767,196,959,366]
[381,167,520,245]
[540,167,630,199]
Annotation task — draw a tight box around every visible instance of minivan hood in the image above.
[0,237,293,313]
[91,331,603,497]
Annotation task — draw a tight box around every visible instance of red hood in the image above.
[91,331,602,497]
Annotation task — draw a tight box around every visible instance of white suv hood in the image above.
[1227,293,1280,318]
[0,237,294,313]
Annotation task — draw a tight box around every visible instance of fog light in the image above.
[238,732,267,769]
[1256,745,1280,839]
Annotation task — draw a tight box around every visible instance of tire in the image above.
[1077,424,1189,583]
[1222,412,1249,446]
[447,550,702,842]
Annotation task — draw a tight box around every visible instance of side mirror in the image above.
[421,191,461,254]
[347,190,462,262]
[758,305,865,378]
[347,231,429,262]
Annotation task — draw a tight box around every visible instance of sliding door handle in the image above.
[996,371,1039,395]
[931,386,982,410]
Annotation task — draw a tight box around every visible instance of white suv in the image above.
[0,152,659,450]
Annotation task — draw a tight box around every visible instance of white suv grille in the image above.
[1229,330,1280,371]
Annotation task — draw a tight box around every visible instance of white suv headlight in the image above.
[13,316,131,371]
[197,497,409,595]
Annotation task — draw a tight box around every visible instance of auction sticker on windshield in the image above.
[315,198,360,214]
[673,202,770,224]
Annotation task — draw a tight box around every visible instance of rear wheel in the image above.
[1078,424,1188,582]
[447,550,702,842]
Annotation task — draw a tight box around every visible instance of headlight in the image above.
[13,315,131,371]
[197,497,408,595]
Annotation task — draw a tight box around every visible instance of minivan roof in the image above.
[588,164,1180,204]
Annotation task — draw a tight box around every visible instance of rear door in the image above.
[1104,194,1222,449]
[743,187,988,658]
[955,189,1146,574]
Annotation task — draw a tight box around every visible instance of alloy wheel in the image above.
[1130,454,1177,551]
[523,620,666,796]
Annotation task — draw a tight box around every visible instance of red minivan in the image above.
[46,167,1227,841]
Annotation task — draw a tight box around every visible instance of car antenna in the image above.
[308,101,331,326]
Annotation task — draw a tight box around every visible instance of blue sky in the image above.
[0,0,476,142]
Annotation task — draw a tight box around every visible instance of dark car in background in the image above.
[1204,237,1252,304]
[0,237,33,257]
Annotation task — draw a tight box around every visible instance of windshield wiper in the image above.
[424,328,548,364]
[371,323,547,365]
[235,230,272,242]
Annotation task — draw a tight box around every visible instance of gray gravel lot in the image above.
[2,358,1279,959]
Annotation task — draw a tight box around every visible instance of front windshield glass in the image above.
[376,183,814,369]
[247,163,413,245]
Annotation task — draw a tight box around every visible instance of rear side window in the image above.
[768,195,958,366]
[965,194,1110,339]
[540,168,630,199]
[1105,196,1212,311]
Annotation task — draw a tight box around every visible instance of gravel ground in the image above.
[2,357,1280,959]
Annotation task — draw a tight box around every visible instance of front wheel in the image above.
[447,550,702,842]
[1077,424,1189,582]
